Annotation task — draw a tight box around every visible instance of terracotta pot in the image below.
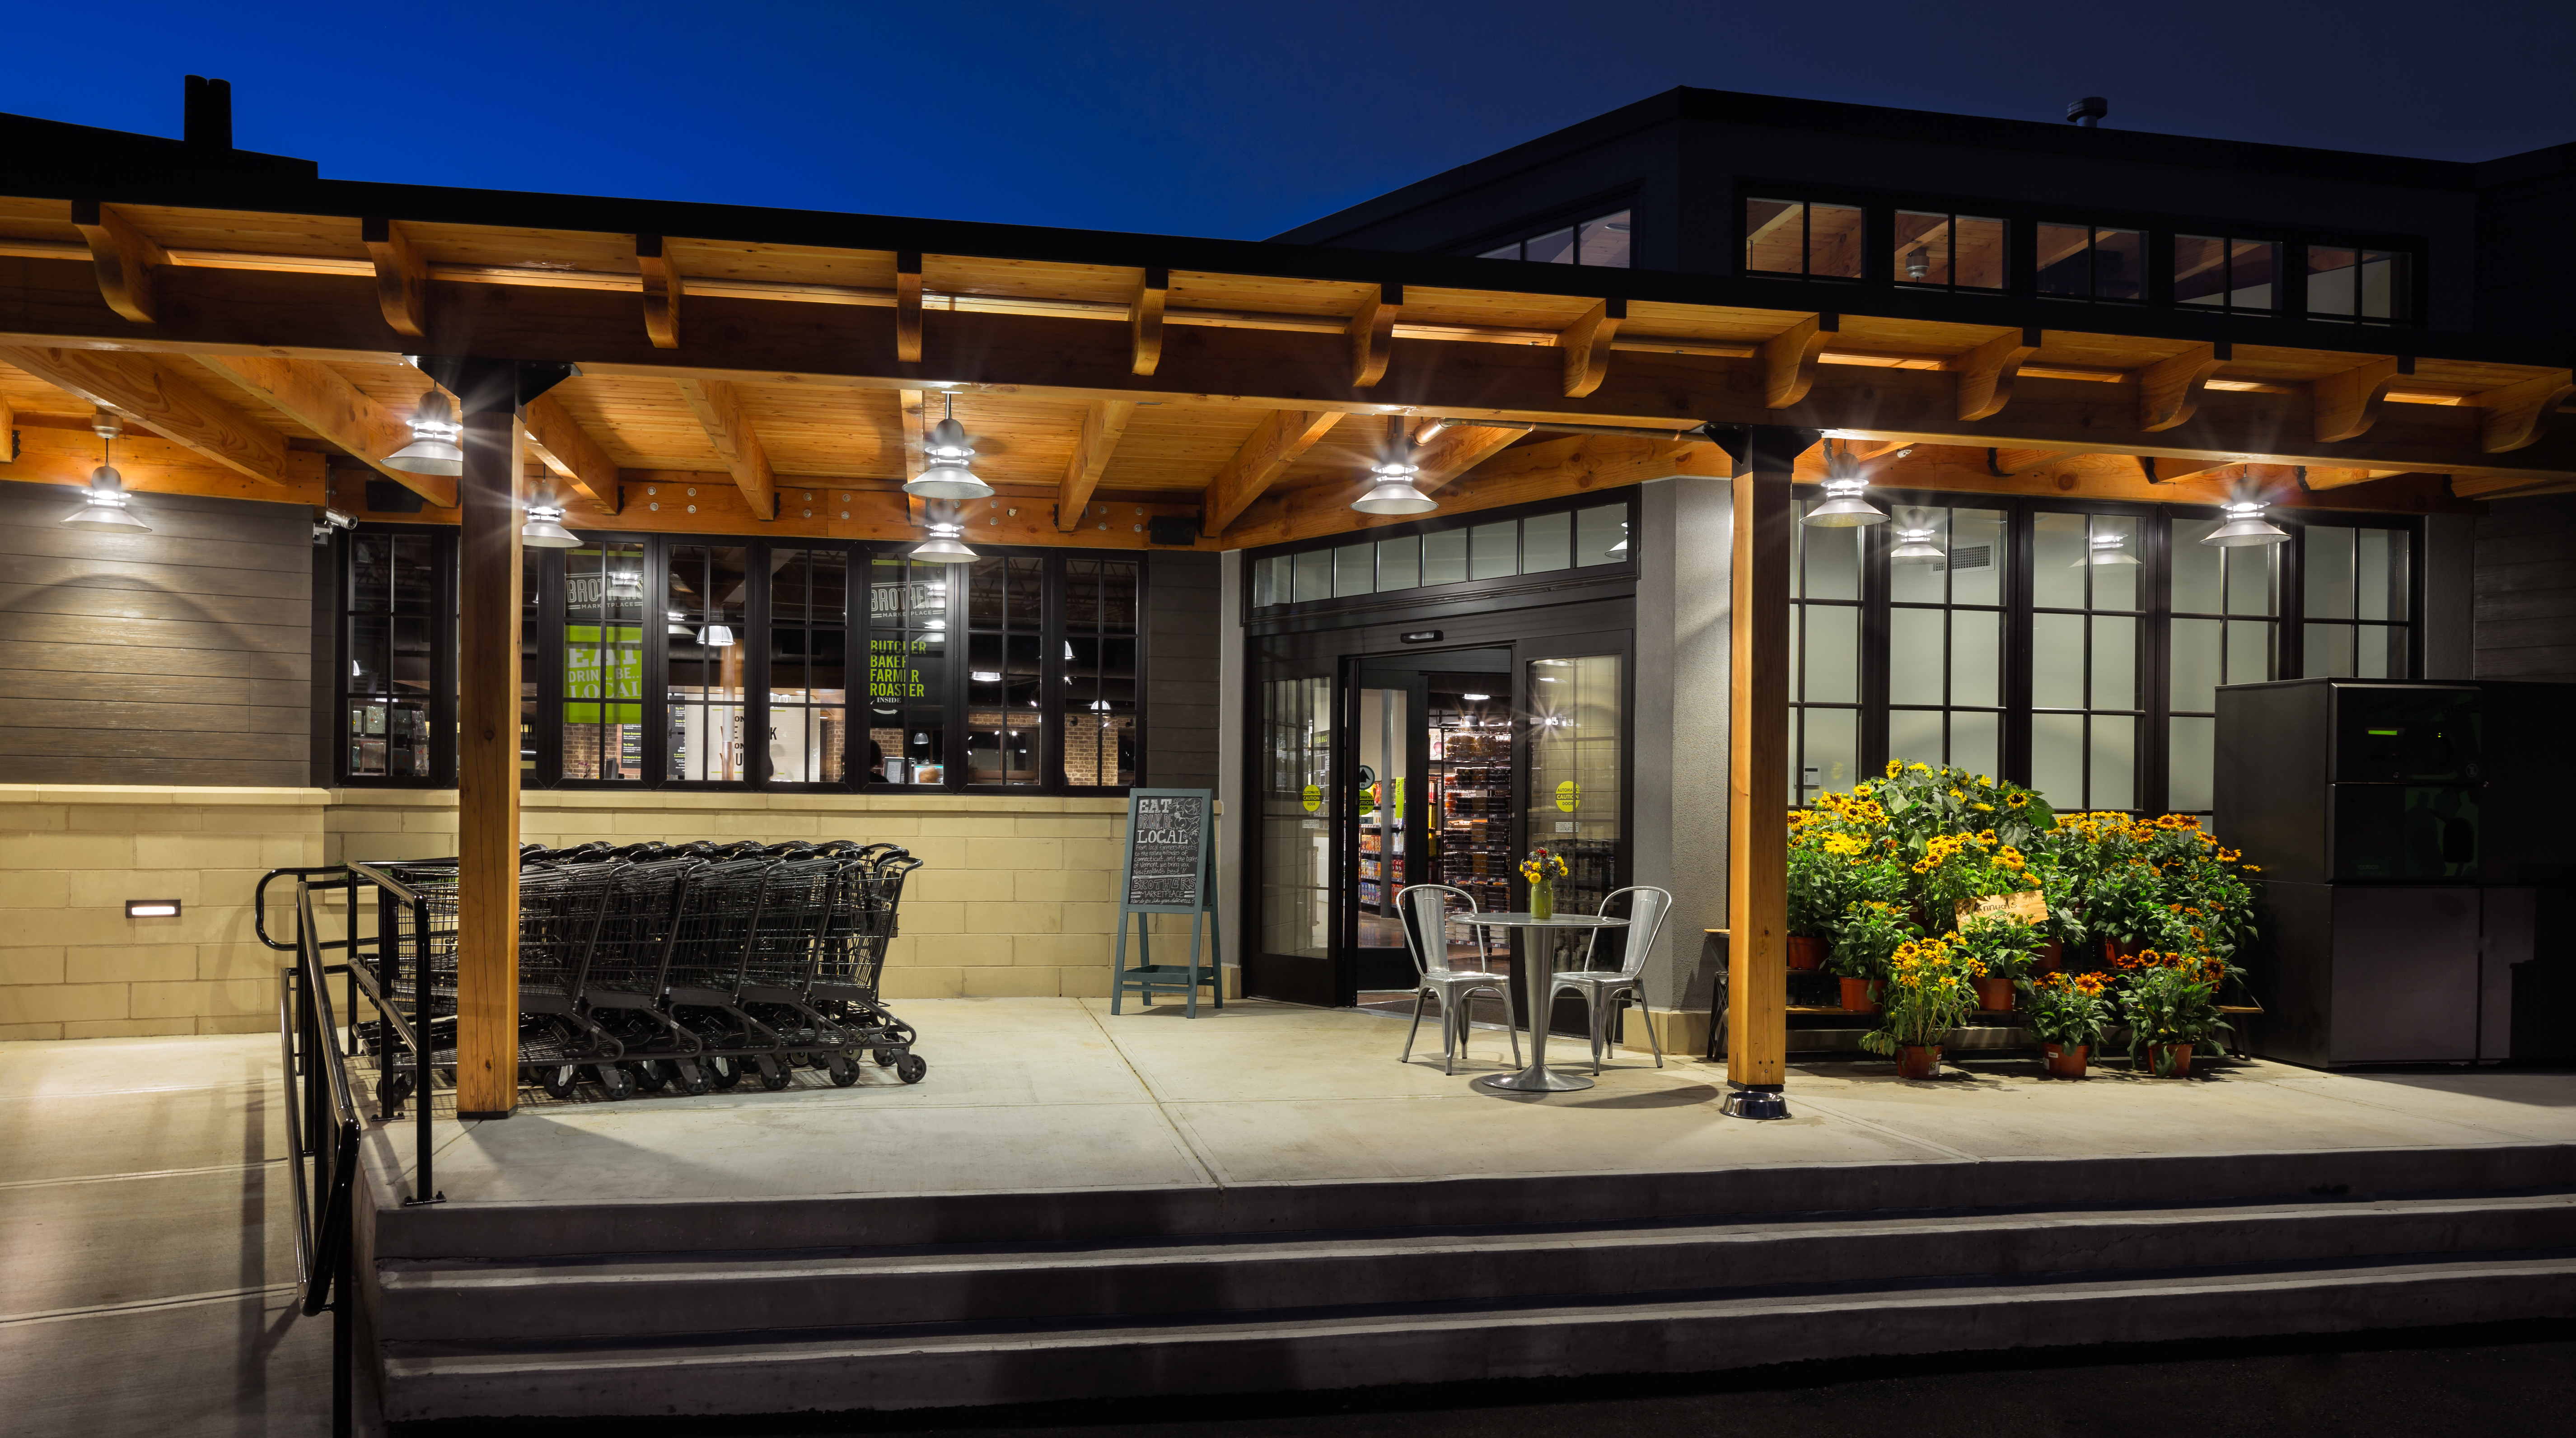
[1839,977,1881,1014]
[2043,1042,2089,1079]
[1975,973,2016,1012]
[2145,1042,2195,1078]
[1787,936,1828,972]
[1895,1044,1942,1080]
[2038,941,2064,975]
[2105,937,2148,967]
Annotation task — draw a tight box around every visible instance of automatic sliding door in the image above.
[1252,673,1335,1005]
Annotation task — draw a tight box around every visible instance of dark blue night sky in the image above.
[6,0,2570,239]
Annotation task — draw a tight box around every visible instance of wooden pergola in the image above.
[3,186,2568,1115]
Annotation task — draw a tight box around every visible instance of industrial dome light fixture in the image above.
[1351,456,1437,515]
[2077,529,2141,566]
[2202,500,2290,548]
[1801,442,1887,528]
[907,520,979,564]
[697,623,737,648]
[61,411,150,533]
[521,485,583,549]
[386,391,464,476]
[903,394,993,500]
[1889,519,1945,564]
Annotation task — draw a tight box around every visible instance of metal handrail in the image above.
[255,864,358,953]
[346,859,444,1208]
[280,873,364,1438]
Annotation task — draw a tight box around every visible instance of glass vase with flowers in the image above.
[1519,847,1568,920]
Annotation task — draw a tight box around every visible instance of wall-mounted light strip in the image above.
[125,899,182,918]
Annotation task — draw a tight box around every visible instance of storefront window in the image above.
[2169,517,2281,816]
[2301,523,2410,681]
[1527,655,1622,917]
[1249,500,1632,614]
[1885,505,2009,782]
[1062,557,1139,788]
[965,556,1043,785]
[1262,677,1333,962]
[767,548,847,784]
[867,556,948,785]
[2030,511,2143,811]
[343,530,444,782]
[666,544,750,782]
[1789,504,1861,804]
[562,540,646,781]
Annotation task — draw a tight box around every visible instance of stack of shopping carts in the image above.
[351,839,924,1107]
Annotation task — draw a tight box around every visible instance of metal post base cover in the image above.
[1721,1084,1789,1120]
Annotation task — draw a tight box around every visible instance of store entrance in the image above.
[1349,652,1514,1002]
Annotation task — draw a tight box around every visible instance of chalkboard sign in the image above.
[1122,789,1211,910]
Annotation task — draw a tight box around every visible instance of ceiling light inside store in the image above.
[668,610,692,636]
[2202,501,2289,547]
[698,624,735,647]
[387,391,464,476]
[1463,693,1491,701]
[61,411,150,532]
[972,671,1002,682]
[1890,519,1945,564]
[2078,531,2141,566]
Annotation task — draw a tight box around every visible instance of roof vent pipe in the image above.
[184,75,233,149]
[2066,96,2107,128]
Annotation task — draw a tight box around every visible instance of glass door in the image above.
[1251,671,1337,1006]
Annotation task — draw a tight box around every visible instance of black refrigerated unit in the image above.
[2215,679,2576,1068]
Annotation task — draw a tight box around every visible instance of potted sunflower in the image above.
[2024,970,2113,1078]
[1829,899,1917,1014]
[1859,934,1983,1079]
[2116,950,2236,1077]
[1954,911,2045,1012]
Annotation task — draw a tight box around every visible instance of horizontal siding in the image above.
[1144,552,1220,790]
[2473,496,2576,682]
[0,481,311,785]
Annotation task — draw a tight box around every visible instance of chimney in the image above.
[184,75,234,149]
[2066,96,2108,129]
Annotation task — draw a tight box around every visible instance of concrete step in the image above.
[374,1193,2576,1341]
[379,1252,2576,1419]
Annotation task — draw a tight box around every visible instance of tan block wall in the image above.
[2,784,1219,1040]
[0,785,328,1040]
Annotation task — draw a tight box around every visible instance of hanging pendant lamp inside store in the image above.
[387,391,464,476]
[908,521,979,564]
[1801,442,1886,527]
[61,411,150,533]
[903,395,993,500]
[2078,530,2141,565]
[1889,523,1945,563]
[2202,500,2290,547]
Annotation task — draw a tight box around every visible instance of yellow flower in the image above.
[1886,760,1902,779]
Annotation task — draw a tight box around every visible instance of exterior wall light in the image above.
[387,391,464,476]
[126,899,182,918]
[62,411,150,533]
[2202,500,2290,547]
[907,522,979,564]
[903,395,993,500]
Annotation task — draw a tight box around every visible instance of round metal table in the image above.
[1462,912,1628,1094]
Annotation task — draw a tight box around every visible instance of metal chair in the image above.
[1548,885,1674,1072]
[1394,883,1522,1074]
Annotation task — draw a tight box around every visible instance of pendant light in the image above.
[903,395,992,500]
[1889,517,1945,564]
[61,411,150,533]
[698,624,736,647]
[521,485,582,549]
[2077,530,2141,566]
[386,391,464,476]
[1801,441,1887,527]
[907,520,978,564]
[2202,500,2290,547]
[1351,415,1437,515]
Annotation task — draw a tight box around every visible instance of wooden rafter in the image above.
[637,235,682,350]
[69,200,166,324]
[1559,297,1624,398]
[1760,314,1835,409]
[2312,356,2406,444]
[1227,434,1726,549]
[191,354,456,506]
[0,345,289,484]
[1204,409,1344,535]
[2137,343,2226,432]
[1348,284,1400,388]
[1990,448,2071,476]
[1130,266,1167,376]
[0,420,325,500]
[520,392,619,513]
[1055,399,1136,531]
[674,377,774,517]
[1414,422,1529,494]
[894,252,924,364]
[2477,371,2576,454]
[1951,327,2040,421]
[897,389,928,481]
[360,218,427,337]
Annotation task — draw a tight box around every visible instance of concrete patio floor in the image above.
[357,997,2576,1207]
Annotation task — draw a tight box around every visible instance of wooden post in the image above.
[454,402,524,1118]
[1725,428,1799,1107]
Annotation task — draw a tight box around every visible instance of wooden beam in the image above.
[1727,445,1793,1094]
[1055,399,1136,531]
[637,234,682,350]
[1130,266,1167,377]
[69,201,166,324]
[520,391,620,513]
[1991,447,2072,476]
[1348,283,1401,388]
[0,421,325,501]
[2453,472,2568,500]
[1760,314,1835,409]
[1224,434,1726,550]
[191,354,456,507]
[2300,466,2412,491]
[454,406,522,1119]
[1413,421,1529,494]
[897,389,927,481]
[1951,326,2040,421]
[360,218,427,337]
[2312,356,2405,444]
[2477,371,2576,454]
[674,377,774,517]
[1853,444,2470,514]
[894,252,923,364]
[1560,297,1625,398]
[0,345,289,484]
[1204,408,1344,534]
[2137,343,2225,432]
[2145,456,2237,484]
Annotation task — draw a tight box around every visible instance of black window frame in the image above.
[333,531,1144,796]
[331,523,456,789]
[1464,200,1637,267]
[1244,492,1641,621]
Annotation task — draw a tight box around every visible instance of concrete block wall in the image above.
[0,785,327,1039]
